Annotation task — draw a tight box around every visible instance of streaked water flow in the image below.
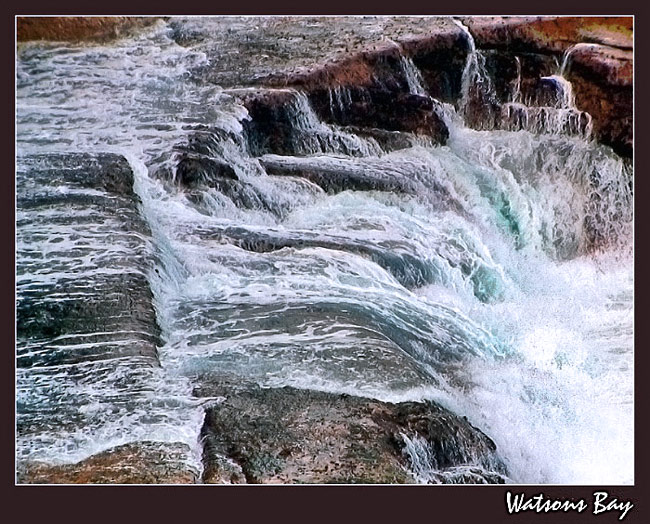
[16,20,632,483]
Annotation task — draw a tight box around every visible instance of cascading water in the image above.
[512,56,522,104]
[453,18,495,120]
[559,42,603,77]
[282,91,384,157]
[478,35,596,140]
[16,18,633,484]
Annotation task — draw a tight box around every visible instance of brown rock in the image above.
[198,383,508,484]
[568,45,632,86]
[464,16,632,54]
[16,442,197,484]
[565,45,632,157]
[264,49,386,91]
[17,16,160,43]
[257,44,449,141]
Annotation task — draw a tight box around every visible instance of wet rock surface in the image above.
[197,382,508,484]
[311,89,449,141]
[16,153,160,363]
[17,442,196,484]
[175,155,239,188]
[399,28,469,103]
[238,87,447,157]
[15,16,633,485]
[16,153,165,463]
[463,16,632,53]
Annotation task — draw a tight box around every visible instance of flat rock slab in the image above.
[198,383,508,484]
[168,16,461,88]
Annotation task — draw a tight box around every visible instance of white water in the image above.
[560,42,607,76]
[16,19,633,484]
[400,55,428,97]
[512,56,522,104]
[453,19,494,119]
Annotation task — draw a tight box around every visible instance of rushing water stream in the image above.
[16,19,633,484]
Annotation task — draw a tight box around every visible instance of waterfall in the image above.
[399,55,428,96]
[453,18,494,118]
[327,85,355,121]
[540,74,576,109]
[559,42,603,76]
[512,56,522,104]
[451,22,594,141]
[384,37,428,97]
[400,433,437,482]
[501,69,592,139]
[287,90,383,157]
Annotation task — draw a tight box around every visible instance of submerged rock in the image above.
[197,382,508,484]
[260,155,418,194]
[195,223,446,291]
[16,153,165,460]
[16,153,161,361]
